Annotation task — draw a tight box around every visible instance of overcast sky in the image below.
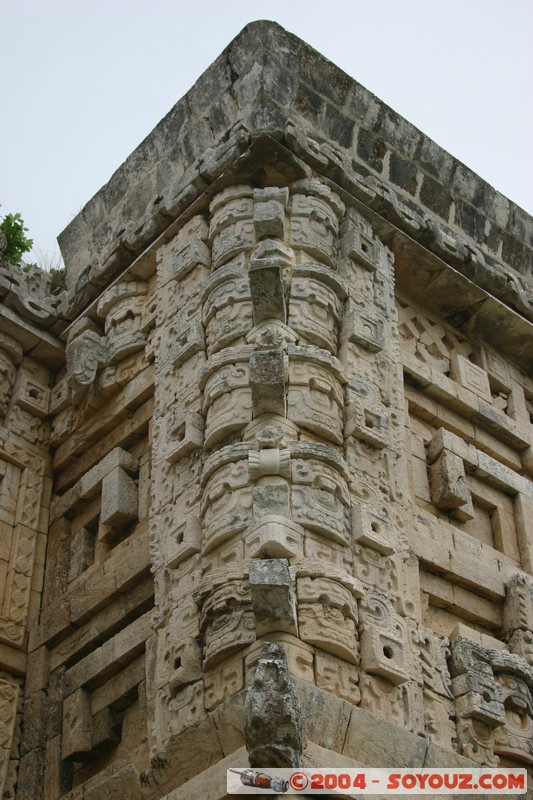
[1,0,532,265]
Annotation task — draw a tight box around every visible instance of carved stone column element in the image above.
[209,185,255,268]
[449,637,505,766]
[491,651,533,766]
[65,318,107,404]
[97,280,148,364]
[289,180,344,267]
[0,332,22,421]
[503,572,533,665]
[244,642,303,768]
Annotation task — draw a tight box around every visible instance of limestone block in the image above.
[201,581,256,669]
[455,717,501,767]
[295,680,352,754]
[423,741,479,768]
[493,667,533,765]
[147,715,223,794]
[472,346,512,393]
[172,237,211,283]
[449,532,505,599]
[204,653,243,711]
[509,630,533,666]
[249,559,297,636]
[165,411,204,464]
[450,354,491,402]
[287,350,344,444]
[158,635,202,699]
[168,680,205,736]
[343,297,385,352]
[201,459,252,553]
[65,329,107,399]
[12,371,50,419]
[171,319,205,368]
[428,448,474,521]
[97,281,148,365]
[151,598,202,695]
[0,677,19,795]
[449,638,505,729]
[340,208,380,271]
[315,649,360,705]
[91,656,145,716]
[68,527,94,582]
[246,515,303,559]
[515,494,533,574]
[91,706,121,753]
[352,501,396,556]
[100,466,138,529]
[415,625,452,699]
[248,447,290,480]
[297,579,359,664]
[0,334,21,422]
[245,634,314,686]
[502,572,533,640]
[202,535,244,572]
[249,254,286,325]
[162,512,201,570]
[342,704,428,767]
[202,354,253,447]
[62,688,92,761]
[252,480,290,519]
[210,692,246,757]
[289,186,342,267]
[253,199,286,240]
[345,399,389,448]
[288,264,346,353]
[304,531,353,573]
[244,642,303,768]
[292,458,350,546]
[83,764,143,800]
[202,264,253,354]
[250,349,286,416]
[209,186,255,268]
[360,584,411,684]
[80,447,138,502]
[360,674,424,734]
[423,689,457,750]
[391,555,422,621]
[360,627,410,685]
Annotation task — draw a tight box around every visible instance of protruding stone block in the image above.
[249,559,297,636]
[100,466,138,528]
[450,354,491,401]
[249,258,285,324]
[246,516,303,559]
[427,448,474,521]
[244,642,303,768]
[68,527,95,582]
[62,688,92,761]
[250,350,286,416]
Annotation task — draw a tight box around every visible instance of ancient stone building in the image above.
[0,19,532,800]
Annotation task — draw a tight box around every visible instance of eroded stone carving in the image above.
[244,642,303,768]
[0,332,22,420]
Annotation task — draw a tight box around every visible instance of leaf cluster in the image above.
[0,212,34,267]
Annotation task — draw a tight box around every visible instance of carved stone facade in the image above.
[1,20,532,800]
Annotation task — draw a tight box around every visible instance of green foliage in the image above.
[0,212,34,267]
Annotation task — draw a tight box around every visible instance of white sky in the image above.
[1,0,532,265]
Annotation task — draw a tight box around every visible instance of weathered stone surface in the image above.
[244,642,303,768]
[249,559,297,635]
